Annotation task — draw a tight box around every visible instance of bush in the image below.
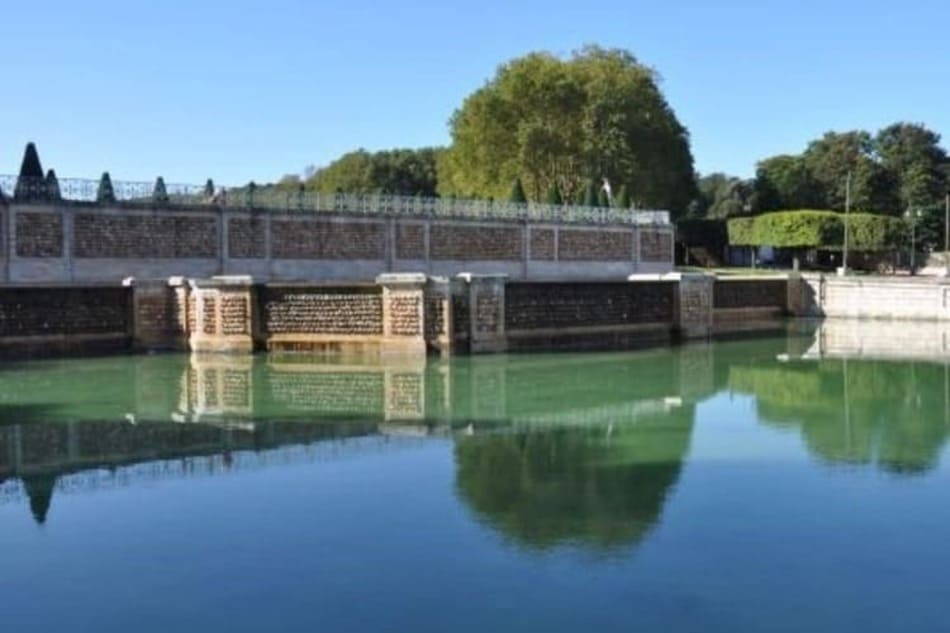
[545,185,563,205]
[14,142,46,201]
[96,172,116,204]
[509,178,527,203]
[727,210,902,252]
[727,216,757,245]
[45,169,61,201]
[152,177,169,205]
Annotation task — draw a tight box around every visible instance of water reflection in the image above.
[454,404,693,551]
[3,322,950,553]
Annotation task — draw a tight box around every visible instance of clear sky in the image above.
[3,0,948,185]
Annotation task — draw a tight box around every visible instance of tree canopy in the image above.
[751,123,948,215]
[437,46,697,215]
[303,147,441,196]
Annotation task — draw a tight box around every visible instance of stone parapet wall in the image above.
[0,272,808,359]
[714,278,788,310]
[798,275,950,320]
[261,285,383,336]
[0,285,131,356]
[2,202,674,283]
[505,281,675,331]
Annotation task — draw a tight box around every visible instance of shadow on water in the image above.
[3,322,950,549]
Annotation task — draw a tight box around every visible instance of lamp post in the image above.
[944,190,949,277]
[906,207,923,275]
[840,171,851,276]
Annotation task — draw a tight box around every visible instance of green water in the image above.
[2,325,950,631]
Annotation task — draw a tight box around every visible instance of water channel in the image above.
[2,321,949,632]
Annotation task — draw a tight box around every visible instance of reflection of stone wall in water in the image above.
[453,406,694,550]
[730,359,950,474]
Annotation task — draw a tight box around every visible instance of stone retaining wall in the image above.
[1,202,673,283]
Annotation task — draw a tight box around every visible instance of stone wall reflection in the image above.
[0,348,717,533]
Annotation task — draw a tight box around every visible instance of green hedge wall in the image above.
[727,210,903,251]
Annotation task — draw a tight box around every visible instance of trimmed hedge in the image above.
[727,210,903,252]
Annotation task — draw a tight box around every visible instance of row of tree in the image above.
[693,123,950,218]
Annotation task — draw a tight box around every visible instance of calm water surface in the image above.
[2,323,950,632]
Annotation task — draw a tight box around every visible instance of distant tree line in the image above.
[691,123,950,219]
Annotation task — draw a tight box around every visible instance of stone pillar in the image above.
[188,275,255,354]
[377,273,427,355]
[664,272,714,339]
[382,361,427,423]
[127,277,190,351]
[458,273,507,353]
[423,276,464,356]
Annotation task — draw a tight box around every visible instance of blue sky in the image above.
[3,0,948,185]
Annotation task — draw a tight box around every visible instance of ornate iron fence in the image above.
[0,175,670,226]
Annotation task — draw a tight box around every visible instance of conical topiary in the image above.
[616,185,631,209]
[96,172,116,204]
[45,169,61,201]
[14,142,46,201]
[582,180,598,207]
[509,178,527,203]
[545,184,563,205]
[598,187,610,208]
[152,177,169,205]
[204,178,215,199]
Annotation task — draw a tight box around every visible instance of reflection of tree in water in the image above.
[454,407,694,551]
[22,474,56,524]
[731,359,950,474]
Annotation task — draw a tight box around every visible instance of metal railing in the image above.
[0,174,670,226]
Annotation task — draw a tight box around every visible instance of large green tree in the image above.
[438,46,697,215]
[802,131,898,213]
[754,155,824,211]
[874,123,948,210]
[305,147,442,196]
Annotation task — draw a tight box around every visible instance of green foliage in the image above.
[616,185,630,209]
[438,46,696,214]
[727,210,901,251]
[752,123,949,216]
[45,169,60,201]
[692,173,756,218]
[545,184,563,205]
[845,213,905,251]
[203,179,215,198]
[14,142,46,201]
[509,178,527,203]
[597,187,610,208]
[582,180,598,207]
[754,155,823,211]
[307,147,441,196]
[152,177,169,205]
[726,216,758,246]
[96,172,116,204]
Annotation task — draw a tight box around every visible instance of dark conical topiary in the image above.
[45,169,61,201]
[152,177,169,205]
[616,185,631,209]
[509,178,527,203]
[545,184,563,205]
[97,172,116,204]
[14,142,46,201]
[582,180,598,207]
[204,178,215,199]
[598,187,610,208]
